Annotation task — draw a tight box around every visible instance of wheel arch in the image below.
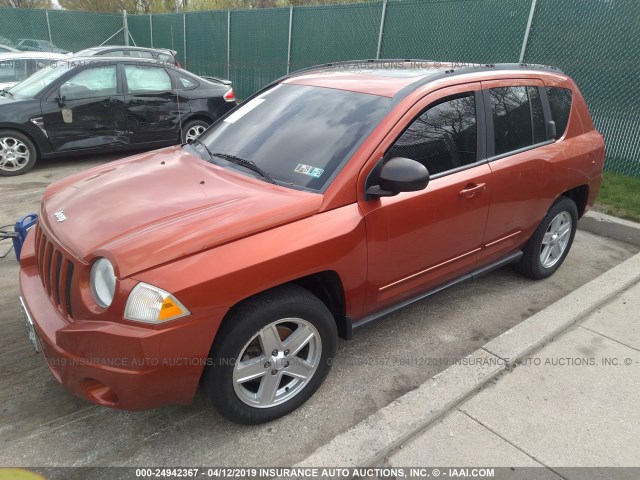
[0,124,44,157]
[559,184,589,218]
[219,270,351,341]
[182,112,216,125]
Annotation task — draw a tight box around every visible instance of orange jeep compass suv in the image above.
[18,61,605,424]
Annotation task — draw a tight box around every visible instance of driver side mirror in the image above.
[55,90,66,108]
[365,157,430,200]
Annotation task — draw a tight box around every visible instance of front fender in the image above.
[131,203,367,323]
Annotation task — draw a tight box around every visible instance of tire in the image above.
[515,196,578,280]
[203,284,338,424]
[0,130,37,176]
[181,118,210,144]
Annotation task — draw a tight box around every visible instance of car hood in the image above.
[40,146,323,277]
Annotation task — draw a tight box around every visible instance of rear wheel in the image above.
[515,196,578,279]
[0,130,37,176]
[203,285,337,424]
[181,119,209,144]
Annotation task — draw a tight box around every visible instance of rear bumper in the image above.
[19,244,227,410]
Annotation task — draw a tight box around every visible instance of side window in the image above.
[59,65,117,100]
[0,59,28,83]
[125,65,172,93]
[100,50,126,57]
[129,50,154,59]
[546,87,572,139]
[35,59,58,69]
[177,74,197,90]
[386,92,477,176]
[490,86,546,156]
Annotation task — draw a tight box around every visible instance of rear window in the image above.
[546,87,572,139]
[194,83,390,191]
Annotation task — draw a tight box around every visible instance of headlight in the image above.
[124,282,190,324]
[90,258,116,308]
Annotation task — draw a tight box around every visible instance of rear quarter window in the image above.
[546,87,572,139]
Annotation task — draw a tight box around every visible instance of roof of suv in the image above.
[284,60,565,98]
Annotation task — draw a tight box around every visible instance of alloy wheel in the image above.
[0,137,30,172]
[232,318,322,408]
[540,211,572,268]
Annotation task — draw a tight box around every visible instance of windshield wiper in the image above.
[190,138,216,163]
[210,152,277,185]
[0,89,13,98]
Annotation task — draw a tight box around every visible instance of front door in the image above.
[41,64,127,152]
[123,64,182,145]
[361,84,492,313]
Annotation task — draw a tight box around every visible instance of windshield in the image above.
[194,83,390,191]
[9,61,69,97]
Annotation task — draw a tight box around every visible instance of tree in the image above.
[0,0,51,7]
[58,0,170,13]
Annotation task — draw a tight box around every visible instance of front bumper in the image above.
[18,232,228,410]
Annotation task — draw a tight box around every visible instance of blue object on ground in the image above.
[11,213,38,261]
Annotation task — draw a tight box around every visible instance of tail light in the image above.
[176,60,182,68]
[224,87,236,102]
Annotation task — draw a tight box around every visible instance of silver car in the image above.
[0,52,66,90]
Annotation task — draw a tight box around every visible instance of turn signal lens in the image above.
[124,282,190,324]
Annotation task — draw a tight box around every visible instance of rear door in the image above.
[123,63,182,145]
[478,79,554,265]
[41,63,128,152]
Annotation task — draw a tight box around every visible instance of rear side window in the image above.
[387,92,477,176]
[177,74,197,90]
[125,65,171,93]
[490,86,546,156]
[546,87,572,139]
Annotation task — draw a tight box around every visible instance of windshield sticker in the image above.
[224,98,265,124]
[295,164,324,178]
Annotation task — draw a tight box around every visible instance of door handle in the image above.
[458,183,486,198]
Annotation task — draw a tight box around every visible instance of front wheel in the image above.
[0,130,37,176]
[203,285,337,424]
[515,196,578,279]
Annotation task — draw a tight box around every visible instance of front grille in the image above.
[34,223,74,318]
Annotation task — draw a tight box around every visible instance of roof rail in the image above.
[288,59,564,77]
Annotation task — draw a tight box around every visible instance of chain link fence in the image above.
[1,0,639,177]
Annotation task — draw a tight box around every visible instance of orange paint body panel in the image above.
[18,63,604,410]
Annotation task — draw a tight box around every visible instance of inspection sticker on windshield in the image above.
[295,164,324,178]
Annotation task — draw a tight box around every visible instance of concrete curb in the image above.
[292,252,640,470]
[578,210,640,246]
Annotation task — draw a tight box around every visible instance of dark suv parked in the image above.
[0,57,236,175]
